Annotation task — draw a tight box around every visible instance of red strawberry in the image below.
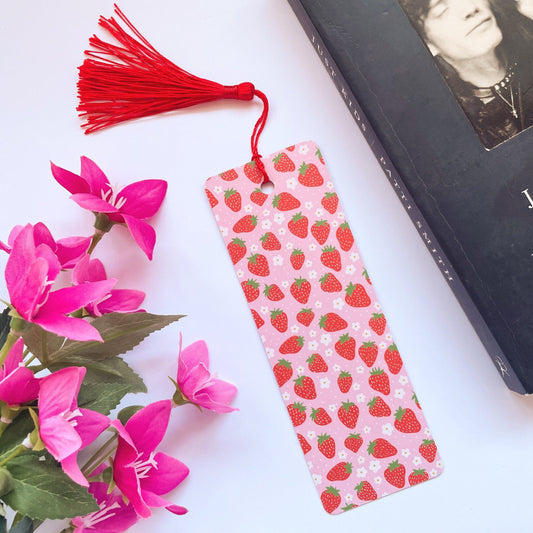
[272,192,301,211]
[336,222,354,251]
[251,309,264,329]
[419,439,437,463]
[321,192,339,214]
[273,152,295,172]
[264,284,285,302]
[367,396,391,417]
[311,220,330,245]
[220,169,238,181]
[296,308,315,327]
[279,335,304,355]
[287,402,306,426]
[408,469,429,486]
[355,481,377,502]
[344,433,363,453]
[298,433,312,455]
[294,375,317,400]
[327,462,352,482]
[224,188,241,212]
[317,433,336,458]
[384,460,406,488]
[367,438,397,458]
[241,279,260,302]
[250,187,268,206]
[290,278,311,304]
[298,161,324,187]
[412,392,421,409]
[311,407,332,426]
[270,309,288,332]
[385,344,403,374]
[290,248,305,270]
[338,401,359,429]
[358,342,378,367]
[368,368,391,395]
[315,147,325,164]
[306,353,328,373]
[320,245,341,271]
[345,282,371,307]
[319,313,348,332]
[286,145,295,151]
[227,238,247,265]
[337,370,353,393]
[260,232,281,251]
[321,486,341,514]
[319,273,342,293]
[233,215,257,233]
[273,359,293,387]
[288,212,309,238]
[369,313,386,335]
[394,407,421,433]
[247,253,269,277]
[362,268,372,284]
[244,161,263,183]
[205,188,218,207]
[335,334,356,360]
[342,503,358,512]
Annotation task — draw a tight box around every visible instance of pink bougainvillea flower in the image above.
[72,255,145,317]
[71,482,140,533]
[112,400,189,519]
[175,336,238,413]
[50,157,167,260]
[5,224,116,341]
[0,338,39,406]
[38,367,110,486]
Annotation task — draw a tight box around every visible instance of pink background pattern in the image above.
[205,141,442,514]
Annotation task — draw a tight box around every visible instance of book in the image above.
[287,0,533,394]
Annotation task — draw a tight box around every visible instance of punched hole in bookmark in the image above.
[260,180,275,194]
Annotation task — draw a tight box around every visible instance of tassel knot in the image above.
[223,83,255,101]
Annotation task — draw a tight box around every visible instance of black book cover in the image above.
[288,0,533,394]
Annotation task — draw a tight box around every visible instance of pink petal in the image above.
[70,193,119,214]
[35,243,61,283]
[72,256,107,285]
[5,225,36,292]
[39,367,85,417]
[97,289,145,314]
[9,258,49,321]
[0,240,10,254]
[80,157,110,197]
[179,340,210,373]
[122,215,156,260]
[139,452,189,496]
[194,379,238,413]
[33,314,104,342]
[6,225,24,248]
[60,453,88,487]
[179,363,211,400]
[140,490,187,515]
[0,366,40,405]
[76,409,110,449]
[50,161,90,195]
[117,180,167,219]
[40,415,82,462]
[55,236,92,269]
[2,338,24,375]
[32,222,56,250]
[125,400,171,454]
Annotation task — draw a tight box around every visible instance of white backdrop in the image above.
[1,1,532,532]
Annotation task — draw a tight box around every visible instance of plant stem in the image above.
[87,231,104,255]
[0,445,25,468]
[0,332,18,367]
[81,433,118,477]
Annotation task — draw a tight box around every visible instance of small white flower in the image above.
[345,493,353,502]
[309,270,318,279]
[320,334,332,346]
[374,302,381,311]
[369,460,381,473]
[310,330,317,338]
[297,366,305,374]
[345,265,356,275]
[214,214,220,222]
[261,306,269,315]
[394,388,405,400]
[325,349,333,358]
[307,431,316,440]
[236,269,244,278]
[436,460,443,469]
[326,181,334,189]
[274,213,285,224]
[305,260,313,268]
[424,427,432,437]
[385,333,393,341]
[286,242,294,250]
[350,252,359,261]
[399,375,409,386]
[305,201,313,210]
[309,243,317,251]
[333,364,341,372]
[331,220,339,228]
[281,280,290,288]
[308,340,318,351]
[313,474,322,485]
[214,186,223,194]
[337,212,345,219]
[356,393,366,403]
[374,476,382,485]
[402,449,411,458]
[352,382,361,391]
[307,461,313,469]
[261,219,272,230]
[298,144,309,154]
[363,426,371,434]
[320,377,331,389]
[352,322,361,331]
[430,469,438,478]
[260,335,266,342]
[358,456,366,464]
[244,204,253,213]
[263,209,270,217]
[282,391,291,401]
[291,325,299,334]
[329,403,336,412]
[315,208,324,217]
[339,450,348,460]
[286,178,297,190]
[266,348,274,358]
[333,298,345,310]
[220,227,228,237]
[251,244,259,252]
[379,342,387,350]
[315,301,323,309]
[382,423,394,436]
[363,329,372,339]
[278,228,286,236]
[356,467,367,478]
[413,456,422,467]
[273,255,284,266]
[356,366,365,374]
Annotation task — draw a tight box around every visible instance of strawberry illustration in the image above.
[241,279,260,302]
[244,161,263,183]
[319,272,342,293]
[224,188,241,212]
[311,220,330,245]
[286,145,295,151]
[368,368,391,395]
[290,278,311,304]
[358,341,378,367]
[260,232,281,250]
[345,282,371,307]
[321,191,339,214]
[310,407,332,426]
[342,503,358,512]
[288,212,309,238]
[273,359,293,387]
[338,400,359,429]
[412,392,421,409]
[369,313,386,335]
[394,407,421,433]
[220,169,238,181]
[251,309,264,329]
[317,433,336,458]
[233,214,257,233]
[296,308,315,327]
[315,147,325,164]
[355,481,377,502]
[298,433,312,455]
[272,192,301,211]
[408,469,429,486]
[227,237,247,264]
[306,353,328,373]
[367,438,397,458]
[321,486,341,514]
[336,222,354,251]
[362,269,372,284]
[320,245,341,271]
[272,152,295,172]
[250,187,268,206]
[294,375,317,400]
[319,313,348,332]
[335,333,356,360]
[205,188,218,207]
[419,439,437,463]
[247,253,269,277]
[270,309,288,332]
[298,161,324,187]
[337,370,353,393]
[263,284,285,302]
[279,335,304,355]
[290,248,305,270]
[367,396,391,417]
[327,462,352,482]
[384,460,406,488]
[384,344,403,374]
[287,402,306,426]
[344,433,363,454]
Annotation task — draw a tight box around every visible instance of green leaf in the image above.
[0,412,34,463]
[77,382,132,415]
[0,516,5,533]
[116,405,144,426]
[8,516,32,533]
[3,455,98,520]
[0,309,11,351]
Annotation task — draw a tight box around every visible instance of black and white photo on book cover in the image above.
[397,0,533,149]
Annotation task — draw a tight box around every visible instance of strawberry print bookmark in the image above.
[205,141,443,514]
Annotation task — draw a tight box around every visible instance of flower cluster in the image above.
[0,158,237,532]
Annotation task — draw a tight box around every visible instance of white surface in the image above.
[1,1,533,532]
